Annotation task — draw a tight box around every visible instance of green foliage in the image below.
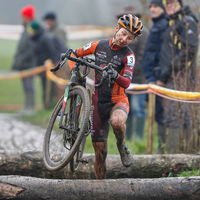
[177,169,199,177]
[167,169,199,177]
[168,170,174,177]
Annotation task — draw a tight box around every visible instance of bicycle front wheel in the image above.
[43,86,90,171]
[70,87,91,172]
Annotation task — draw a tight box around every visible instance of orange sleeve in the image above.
[68,41,100,71]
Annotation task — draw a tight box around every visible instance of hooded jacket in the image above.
[142,13,168,83]
[160,6,198,84]
[12,29,36,71]
[31,28,67,66]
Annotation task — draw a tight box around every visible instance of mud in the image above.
[0,113,44,151]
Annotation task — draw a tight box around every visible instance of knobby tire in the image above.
[43,86,90,171]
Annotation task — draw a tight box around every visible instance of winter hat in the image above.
[20,5,35,20]
[43,12,57,21]
[116,6,141,19]
[150,0,165,10]
[27,21,41,35]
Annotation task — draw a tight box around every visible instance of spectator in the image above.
[158,0,198,153]
[42,11,68,100]
[26,21,66,109]
[142,0,168,153]
[117,6,149,140]
[42,11,67,45]
[12,5,36,115]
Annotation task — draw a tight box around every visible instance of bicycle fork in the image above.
[59,84,71,129]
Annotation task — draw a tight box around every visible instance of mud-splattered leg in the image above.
[110,109,127,146]
[110,109,133,167]
[92,142,107,179]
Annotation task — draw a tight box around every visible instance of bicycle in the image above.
[43,48,114,172]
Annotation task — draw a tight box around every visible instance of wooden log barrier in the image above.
[0,175,200,200]
[0,150,200,179]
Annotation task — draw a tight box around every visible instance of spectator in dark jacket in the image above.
[158,0,198,153]
[12,5,36,115]
[142,0,168,153]
[27,21,66,109]
[42,11,69,100]
[42,11,67,45]
[117,6,149,140]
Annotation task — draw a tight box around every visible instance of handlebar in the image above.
[50,48,115,88]
[51,48,103,72]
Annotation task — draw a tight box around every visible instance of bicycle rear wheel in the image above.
[43,86,90,171]
[70,136,86,172]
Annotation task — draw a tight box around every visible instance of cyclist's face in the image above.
[114,26,135,47]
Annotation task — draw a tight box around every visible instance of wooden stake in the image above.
[147,87,156,154]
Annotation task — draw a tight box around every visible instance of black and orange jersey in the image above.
[69,38,135,103]
[68,38,135,141]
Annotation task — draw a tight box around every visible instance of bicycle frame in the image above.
[58,62,87,129]
[51,48,113,129]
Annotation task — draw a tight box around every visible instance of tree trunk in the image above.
[0,150,200,179]
[0,175,200,200]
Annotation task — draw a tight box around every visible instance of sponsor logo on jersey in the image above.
[83,42,92,51]
[96,51,107,63]
[111,55,122,66]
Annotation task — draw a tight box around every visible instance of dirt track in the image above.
[0,113,44,151]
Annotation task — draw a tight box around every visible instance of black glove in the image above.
[108,67,119,80]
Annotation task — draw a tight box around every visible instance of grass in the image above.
[0,39,17,70]
[0,38,159,155]
[168,169,199,177]
[20,108,158,155]
[177,169,199,177]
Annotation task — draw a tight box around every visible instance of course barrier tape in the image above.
[1,60,200,102]
[46,69,70,85]
[126,84,200,102]
[148,88,200,103]
[44,59,70,85]
[0,65,46,80]
[148,84,200,100]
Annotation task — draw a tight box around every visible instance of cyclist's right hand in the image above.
[108,67,118,80]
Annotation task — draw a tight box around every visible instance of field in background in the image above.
[0,38,92,107]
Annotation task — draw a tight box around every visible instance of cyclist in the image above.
[68,14,143,179]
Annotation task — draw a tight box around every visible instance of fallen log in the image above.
[0,175,200,200]
[0,150,200,179]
